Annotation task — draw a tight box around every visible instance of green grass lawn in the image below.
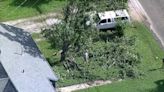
[76,23,164,92]
[0,0,66,21]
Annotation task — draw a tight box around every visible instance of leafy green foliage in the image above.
[115,22,126,37]
[96,0,128,11]
[89,36,140,78]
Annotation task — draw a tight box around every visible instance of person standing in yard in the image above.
[84,49,89,62]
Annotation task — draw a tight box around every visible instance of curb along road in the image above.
[136,0,164,48]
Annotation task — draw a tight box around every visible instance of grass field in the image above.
[76,23,164,92]
[0,0,66,21]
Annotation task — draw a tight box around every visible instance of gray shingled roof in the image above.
[0,62,17,92]
[0,62,8,78]
[0,78,9,92]
[0,23,58,92]
[1,79,18,92]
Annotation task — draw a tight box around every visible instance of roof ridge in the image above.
[0,77,9,80]
[0,77,9,92]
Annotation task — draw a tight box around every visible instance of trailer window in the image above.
[99,19,107,24]
[108,19,111,22]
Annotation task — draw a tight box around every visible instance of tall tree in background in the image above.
[43,0,97,64]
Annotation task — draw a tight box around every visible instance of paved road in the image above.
[139,0,164,46]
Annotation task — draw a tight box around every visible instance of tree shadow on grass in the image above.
[145,80,164,92]
[93,30,119,43]
[99,31,117,42]
[11,0,51,7]
[10,0,53,14]
[154,80,164,92]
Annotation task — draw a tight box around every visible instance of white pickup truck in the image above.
[96,9,130,30]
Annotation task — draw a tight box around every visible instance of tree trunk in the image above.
[60,43,69,62]
[60,42,70,66]
[60,43,70,70]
